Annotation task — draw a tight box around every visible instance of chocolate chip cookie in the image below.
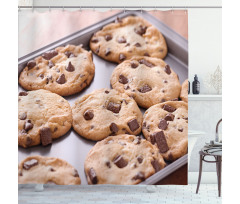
[142,101,188,161]
[18,155,81,184]
[72,89,143,141]
[90,16,167,63]
[18,89,72,148]
[84,134,166,185]
[19,44,95,96]
[180,79,188,103]
[111,56,181,108]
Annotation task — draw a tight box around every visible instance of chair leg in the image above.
[196,155,203,194]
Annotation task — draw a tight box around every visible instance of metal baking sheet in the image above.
[18,11,188,185]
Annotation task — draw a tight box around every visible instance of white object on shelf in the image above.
[188,95,222,101]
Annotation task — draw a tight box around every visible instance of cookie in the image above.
[19,44,95,96]
[90,16,167,63]
[180,79,188,103]
[110,56,181,109]
[18,155,81,185]
[18,89,72,148]
[84,134,166,185]
[142,101,188,161]
[72,89,143,141]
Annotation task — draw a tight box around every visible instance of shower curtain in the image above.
[18,9,188,185]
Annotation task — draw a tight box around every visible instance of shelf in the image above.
[188,94,222,101]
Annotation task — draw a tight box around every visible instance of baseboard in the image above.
[188,172,218,184]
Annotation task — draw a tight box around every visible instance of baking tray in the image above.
[18,10,188,185]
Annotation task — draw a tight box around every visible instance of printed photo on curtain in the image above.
[18,9,188,185]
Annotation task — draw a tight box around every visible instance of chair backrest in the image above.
[215,119,222,142]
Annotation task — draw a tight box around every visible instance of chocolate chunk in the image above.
[40,127,52,146]
[110,123,118,133]
[134,43,141,47]
[105,48,111,56]
[138,84,152,93]
[151,159,161,172]
[42,50,58,60]
[130,62,138,68]
[48,60,54,68]
[56,74,66,84]
[50,168,55,172]
[83,110,94,120]
[153,131,169,153]
[73,169,79,177]
[134,25,147,35]
[158,119,168,130]
[138,59,155,67]
[88,168,98,184]
[105,90,109,94]
[164,113,175,121]
[39,74,44,79]
[164,65,171,75]
[66,61,75,72]
[105,34,112,41]
[127,119,139,132]
[19,91,28,96]
[118,37,126,43]
[150,134,156,145]
[132,172,145,181]
[162,104,176,112]
[183,117,188,120]
[23,159,38,170]
[115,17,122,23]
[19,113,27,120]
[134,137,141,145]
[64,51,75,58]
[113,155,128,168]
[178,128,183,132]
[91,38,98,43]
[105,161,111,168]
[144,52,150,57]
[119,74,128,84]
[137,156,143,164]
[24,120,33,132]
[27,60,36,70]
[119,54,126,61]
[107,102,121,113]
[95,47,100,54]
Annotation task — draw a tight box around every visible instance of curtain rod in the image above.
[18,6,222,9]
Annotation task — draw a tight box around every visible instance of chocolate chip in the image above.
[113,155,128,168]
[95,47,100,54]
[151,159,161,172]
[27,60,36,70]
[134,43,141,47]
[64,51,75,58]
[105,90,109,94]
[127,119,139,132]
[40,127,52,146]
[125,43,130,47]
[105,161,111,168]
[162,104,176,112]
[88,168,98,184]
[130,62,138,68]
[164,113,175,121]
[107,102,121,114]
[56,74,66,84]
[132,172,145,181]
[183,117,188,120]
[73,169,79,177]
[50,168,55,172]
[118,37,126,43]
[24,120,33,132]
[119,54,126,61]
[119,74,128,84]
[47,60,54,68]
[39,74,44,79]
[164,65,171,75]
[153,131,169,153]
[19,91,28,96]
[134,25,147,36]
[105,48,111,56]
[42,50,58,60]
[105,34,112,41]
[115,17,122,23]
[91,38,98,43]
[110,123,118,133]
[138,84,152,93]
[163,80,168,83]
[158,119,168,130]
[144,52,150,57]
[137,156,143,164]
[123,99,128,105]
[178,128,183,132]
[19,113,27,120]
[138,59,155,67]
[84,110,94,120]
[134,136,141,145]
[124,85,130,90]
[161,99,166,103]
[23,159,38,170]
[66,61,75,72]
[150,134,156,145]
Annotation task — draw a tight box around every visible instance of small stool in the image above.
[196,149,222,197]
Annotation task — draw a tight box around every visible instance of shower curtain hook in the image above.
[79,6,82,12]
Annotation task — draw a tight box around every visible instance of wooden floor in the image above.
[19,184,221,204]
